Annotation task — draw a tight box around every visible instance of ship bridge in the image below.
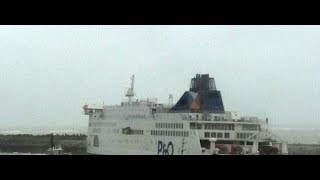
[83,104,103,115]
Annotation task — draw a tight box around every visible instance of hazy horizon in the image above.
[1,25,320,130]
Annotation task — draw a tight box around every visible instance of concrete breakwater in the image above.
[0,134,87,154]
[1,134,320,155]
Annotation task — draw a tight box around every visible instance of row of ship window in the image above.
[130,130,144,135]
[190,123,260,131]
[242,125,260,131]
[204,132,255,139]
[204,132,230,138]
[156,123,184,129]
[185,115,226,120]
[122,127,144,135]
[151,130,189,137]
[237,133,255,139]
[190,123,235,130]
[204,123,235,130]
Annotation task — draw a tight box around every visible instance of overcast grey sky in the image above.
[1,25,319,130]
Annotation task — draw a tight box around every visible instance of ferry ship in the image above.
[83,74,288,155]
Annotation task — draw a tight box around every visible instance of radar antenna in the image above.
[125,75,135,102]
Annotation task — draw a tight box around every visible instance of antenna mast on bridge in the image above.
[125,75,135,102]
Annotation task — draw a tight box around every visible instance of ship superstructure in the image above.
[83,74,288,155]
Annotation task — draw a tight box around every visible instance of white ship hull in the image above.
[84,74,288,155]
[87,120,202,155]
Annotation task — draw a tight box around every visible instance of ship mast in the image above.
[168,94,173,106]
[125,75,135,102]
